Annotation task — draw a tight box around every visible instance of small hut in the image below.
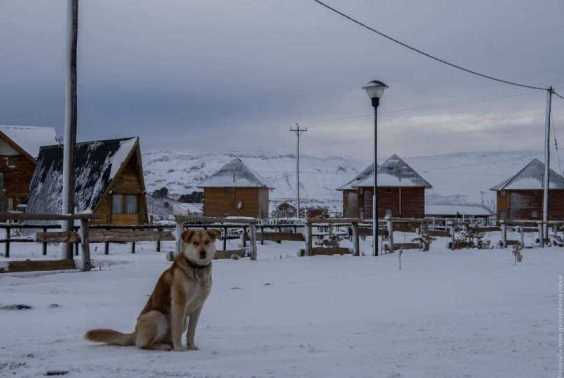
[199,158,270,218]
[338,154,432,219]
[27,137,148,225]
[272,201,297,218]
[491,158,564,221]
[0,126,56,211]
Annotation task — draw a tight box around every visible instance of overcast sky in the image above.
[1,0,563,160]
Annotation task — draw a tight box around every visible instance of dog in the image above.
[85,228,220,351]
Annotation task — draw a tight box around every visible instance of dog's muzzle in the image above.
[199,250,207,259]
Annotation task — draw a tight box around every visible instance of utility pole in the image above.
[289,124,307,218]
[62,0,79,259]
[542,87,553,245]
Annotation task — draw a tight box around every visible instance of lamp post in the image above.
[363,80,388,257]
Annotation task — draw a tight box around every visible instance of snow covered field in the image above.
[1,239,563,377]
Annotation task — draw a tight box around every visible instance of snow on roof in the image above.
[490,158,564,190]
[0,125,57,158]
[198,158,271,188]
[338,154,432,189]
[426,203,494,217]
[27,137,139,214]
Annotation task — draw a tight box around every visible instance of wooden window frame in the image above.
[112,193,139,215]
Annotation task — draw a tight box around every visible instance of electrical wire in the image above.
[311,0,550,92]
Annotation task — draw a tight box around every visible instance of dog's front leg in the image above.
[186,307,202,351]
[171,288,187,351]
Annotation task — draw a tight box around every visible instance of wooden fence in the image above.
[0,212,92,272]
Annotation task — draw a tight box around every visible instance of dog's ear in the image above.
[207,229,221,241]
[181,229,195,243]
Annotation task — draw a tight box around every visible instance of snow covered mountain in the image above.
[142,149,553,211]
[142,151,361,210]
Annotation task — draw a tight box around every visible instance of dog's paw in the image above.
[187,345,199,351]
[172,346,186,352]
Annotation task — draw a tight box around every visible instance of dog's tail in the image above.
[85,329,135,346]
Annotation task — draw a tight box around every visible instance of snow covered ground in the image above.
[0,238,562,377]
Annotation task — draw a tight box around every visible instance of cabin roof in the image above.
[490,158,564,191]
[27,137,139,214]
[338,154,432,190]
[0,125,57,159]
[198,158,271,188]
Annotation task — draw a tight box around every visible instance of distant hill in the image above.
[142,149,554,212]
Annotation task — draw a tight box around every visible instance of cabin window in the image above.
[112,194,124,214]
[125,195,138,214]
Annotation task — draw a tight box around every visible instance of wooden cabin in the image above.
[27,137,148,225]
[200,158,270,218]
[338,154,432,219]
[0,126,56,211]
[272,201,297,218]
[491,159,564,221]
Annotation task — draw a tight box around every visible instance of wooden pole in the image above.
[501,222,507,248]
[131,241,136,254]
[386,217,394,253]
[305,221,313,256]
[156,226,161,252]
[5,226,10,258]
[79,218,91,271]
[249,223,257,261]
[62,0,79,260]
[519,226,525,248]
[537,221,544,247]
[42,226,48,255]
[223,226,227,251]
[352,222,360,256]
[104,241,109,255]
[175,220,183,255]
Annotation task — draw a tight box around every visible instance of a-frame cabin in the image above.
[27,137,148,225]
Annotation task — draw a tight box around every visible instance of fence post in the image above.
[5,226,10,258]
[79,218,92,271]
[223,226,227,251]
[260,225,264,245]
[131,241,136,254]
[352,222,360,256]
[156,226,161,252]
[448,221,455,250]
[175,219,183,255]
[538,221,544,247]
[104,241,110,255]
[305,221,313,256]
[519,226,524,248]
[242,226,247,248]
[249,222,257,261]
[501,222,507,248]
[42,226,48,255]
[386,217,394,253]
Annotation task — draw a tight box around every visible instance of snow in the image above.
[0,238,562,377]
[27,138,138,214]
[426,203,493,216]
[490,159,564,190]
[351,154,432,189]
[0,125,57,158]
[199,158,269,188]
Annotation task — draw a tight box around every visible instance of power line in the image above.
[311,0,549,91]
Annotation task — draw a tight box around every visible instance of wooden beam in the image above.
[0,212,91,221]
[35,231,80,243]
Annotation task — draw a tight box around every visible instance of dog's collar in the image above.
[181,254,211,271]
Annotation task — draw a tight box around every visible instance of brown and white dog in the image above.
[85,229,220,351]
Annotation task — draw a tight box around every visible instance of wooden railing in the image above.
[0,212,92,271]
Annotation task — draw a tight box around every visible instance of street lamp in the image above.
[363,80,388,256]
